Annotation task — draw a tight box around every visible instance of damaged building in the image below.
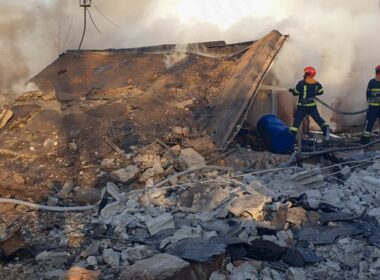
[0,30,380,280]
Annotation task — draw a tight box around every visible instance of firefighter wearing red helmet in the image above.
[289,66,330,140]
[361,65,380,144]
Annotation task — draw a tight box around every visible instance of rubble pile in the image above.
[1,134,380,280]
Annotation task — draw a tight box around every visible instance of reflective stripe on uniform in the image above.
[362,131,371,137]
[322,122,329,127]
[294,88,300,96]
[369,102,380,106]
[369,89,380,92]
[317,88,324,93]
[303,85,307,99]
[290,127,298,132]
[298,102,317,107]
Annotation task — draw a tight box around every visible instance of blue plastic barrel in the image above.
[257,114,295,154]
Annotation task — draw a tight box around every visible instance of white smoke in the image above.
[1,0,380,120]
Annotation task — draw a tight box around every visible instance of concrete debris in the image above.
[229,190,271,220]
[87,256,98,266]
[105,182,125,201]
[110,165,140,183]
[100,201,125,218]
[297,222,364,245]
[140,167,155,182]
[0,108,13,129]
[81,241,100,258]
[183,136,217,154]
[102,248,120,267]
[146,213,175,235]
[167,238,226,263]
[209,271,227,280]
[179,185,233,213]
[286,207,309,225]
[101,158,114,167]
[74,187,101,205]
[2,124,380,280]
[160,225,203,249]
[362,176,380,191]
[58,180,75,199]
[45,269,65,280]
[287,267,306,280]
[121,245,154,262]
[119,253,190,280]
[35,251,71,265]
[227,262,258,280]
[290,169,326,189]
[180,148,206,168]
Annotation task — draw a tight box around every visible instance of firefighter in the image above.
[289,66,330,140]
[361,65,380,144]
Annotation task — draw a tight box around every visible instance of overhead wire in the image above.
[77,5,88,55]
[87,7,101,34]
[63,4,75,52]
[92,0,120,28]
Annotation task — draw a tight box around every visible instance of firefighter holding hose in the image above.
[361,65,380,144]
[289,66,330,141]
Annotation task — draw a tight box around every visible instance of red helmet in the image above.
[376,65,380,73]
[304,66,317,78]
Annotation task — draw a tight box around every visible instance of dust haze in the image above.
[1,0,380,117]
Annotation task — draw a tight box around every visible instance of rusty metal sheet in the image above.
[208,30,288,149]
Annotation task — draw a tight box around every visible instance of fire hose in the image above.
[0,198,97,212]
[260,85,368,115]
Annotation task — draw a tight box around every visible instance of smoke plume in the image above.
[1,0,380,121]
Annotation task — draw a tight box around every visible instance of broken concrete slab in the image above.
[229,190,271,220]
[209,271,227,280]
[179,185,233,213]
[287,267,306,280]
[119,253,191,280]
[166,238,226,263]
[290,169,326,190]
[100,201,125,218]
[227,262,258,280]
[102,248,120,267]
[361,176,380,192]
[297,222,364,245]
[121,245,154,262]
[35,251,71,265]
[146,213,175,235]
[368,226,380,248]
[110,165,140,183]
[160,226,203,249]
[286,207,309,225]
[44,269,65,280]
[180,148,206,168]
[105,182,125,201]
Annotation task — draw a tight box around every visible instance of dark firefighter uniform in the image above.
[289,78,329,138]
[361,75,380,144]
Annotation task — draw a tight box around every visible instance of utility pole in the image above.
[77,0,92,56]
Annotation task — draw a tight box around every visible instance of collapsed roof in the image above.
[31,30,287,149]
